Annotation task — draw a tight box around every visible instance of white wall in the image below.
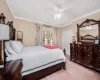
[62,28,72,56]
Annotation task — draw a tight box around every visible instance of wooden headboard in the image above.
[0,13,16,40]
[81,34,98,40]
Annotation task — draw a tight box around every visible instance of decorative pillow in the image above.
[5,42,17,56]
[43,44,59,49]
[10,40,24,53]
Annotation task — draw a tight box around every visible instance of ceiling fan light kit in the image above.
[54,13,62,20]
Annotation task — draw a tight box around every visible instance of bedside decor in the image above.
[94,40,99,44]
[17,31,23,43]
[72,36,76,44]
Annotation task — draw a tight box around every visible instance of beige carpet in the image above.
[40,59,100,80]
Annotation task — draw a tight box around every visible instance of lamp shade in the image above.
[0,24,9,40]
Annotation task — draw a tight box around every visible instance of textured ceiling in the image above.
[6,0,100,27]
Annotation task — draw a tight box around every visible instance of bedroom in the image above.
[0,0,100,80]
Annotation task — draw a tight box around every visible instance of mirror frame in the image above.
[77,19,100,42]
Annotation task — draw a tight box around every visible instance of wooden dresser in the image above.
[70,43,100,71]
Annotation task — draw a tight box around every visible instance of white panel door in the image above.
[62,29,72,56]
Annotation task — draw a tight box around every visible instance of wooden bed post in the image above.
[63,49,66,70]
[62,62,66,70]
[63,48,66,57]
[4,59,23,80]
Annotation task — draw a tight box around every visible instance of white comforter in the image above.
[6,46,66,76]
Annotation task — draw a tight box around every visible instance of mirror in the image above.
[80,24,98,41]
[77,19,100,43]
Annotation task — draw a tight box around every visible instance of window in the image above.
[42,27,56,45]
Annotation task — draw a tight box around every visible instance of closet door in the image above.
[62,29,72,56]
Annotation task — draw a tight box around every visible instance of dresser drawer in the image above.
[94,63,100,69]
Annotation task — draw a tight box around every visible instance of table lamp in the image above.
[0,24,9,68]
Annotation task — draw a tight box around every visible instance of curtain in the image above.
[35,24,43,45]
[53,28,57,45]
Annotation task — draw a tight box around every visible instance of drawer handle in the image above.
[88,55,90,56]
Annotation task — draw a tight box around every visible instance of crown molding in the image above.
[63,9,100,27]
[14,8,100,28]
[71,9,100,22]
[63,22,72,27]
[62,27,72,31]
[14,16,62,28]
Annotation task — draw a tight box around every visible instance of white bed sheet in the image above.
[6,46,66,76]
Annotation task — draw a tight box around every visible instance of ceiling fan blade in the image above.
[59,7,70,12]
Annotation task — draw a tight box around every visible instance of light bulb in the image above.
[54,13,62,20]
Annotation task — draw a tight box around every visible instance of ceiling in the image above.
[6,0,100,27]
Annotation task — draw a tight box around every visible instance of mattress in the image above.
[6,46,66,76]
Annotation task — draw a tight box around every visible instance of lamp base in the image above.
[0,41,4,65]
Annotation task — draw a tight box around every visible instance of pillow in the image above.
[5,48,10,57]
[10,40,24,53]
[43,44,59,49]
[5,42,17,56]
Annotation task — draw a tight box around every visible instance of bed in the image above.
[2,13,66,80]
[5,43,66,80]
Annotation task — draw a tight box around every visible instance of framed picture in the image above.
[17,31,23,43]
[94,40,99,44]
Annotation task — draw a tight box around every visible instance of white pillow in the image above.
[5,48,10,57]
[10,40,24,53]
[5,42,17,56]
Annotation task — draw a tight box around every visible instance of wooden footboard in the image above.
[4,59,66,80]
[22,62,66,80]
[4,59,23,80]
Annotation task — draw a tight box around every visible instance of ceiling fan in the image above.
[46,3,69,20]
[53,4,69,13]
